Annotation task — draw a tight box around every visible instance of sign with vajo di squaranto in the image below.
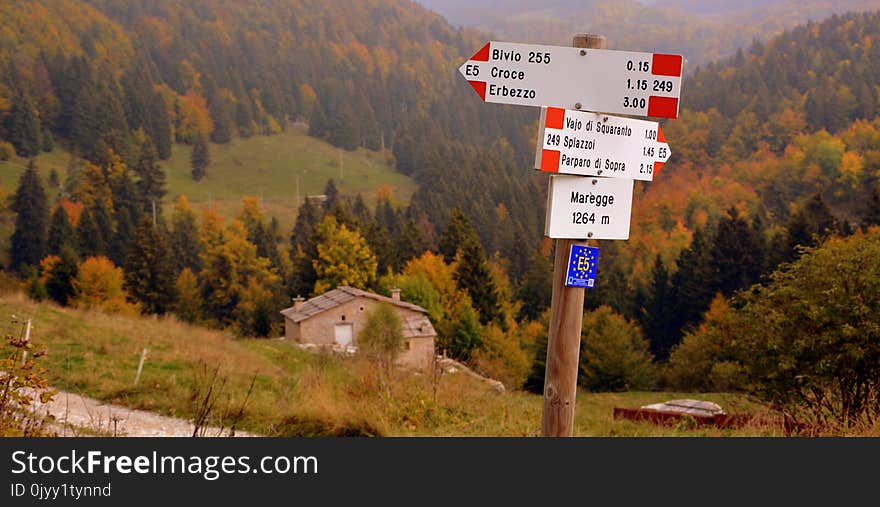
[535,107,672,180]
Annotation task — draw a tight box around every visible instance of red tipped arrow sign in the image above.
[535,107,672,181]
[460,41,683,118]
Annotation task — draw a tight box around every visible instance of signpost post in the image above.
[540,34,605,438]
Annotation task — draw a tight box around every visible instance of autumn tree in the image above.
[312,215,377,294]
[173,268,202,323]
[199,220,281,334]
[72,256,134,313]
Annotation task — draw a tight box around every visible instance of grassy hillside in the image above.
[0,126,416,263]
[0,292,782,436]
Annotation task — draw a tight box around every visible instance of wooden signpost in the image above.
[459,33,682,436]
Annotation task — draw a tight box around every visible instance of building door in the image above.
[334,324,353,347]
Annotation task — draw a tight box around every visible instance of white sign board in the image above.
[459,41,684,118]
[535,108,672,181]
[545,175,634,240]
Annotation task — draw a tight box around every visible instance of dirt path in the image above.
[27,388,259,437]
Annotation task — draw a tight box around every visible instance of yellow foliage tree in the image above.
[312,216,377,294]
[176,92,214,144]
[72,256,137,314]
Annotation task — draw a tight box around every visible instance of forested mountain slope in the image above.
[417,0,880,64]
[0,0,545,256]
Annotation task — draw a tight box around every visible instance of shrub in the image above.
[579,306,657,391]
[728,229,880,427]
[471,323,530,389]
[0,141,14,161]
[665,295,745,392]
[359,304,404,383]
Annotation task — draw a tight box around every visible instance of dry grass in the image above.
[1,293,797,436]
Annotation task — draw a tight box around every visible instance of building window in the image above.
[341,315,346,321]
[405,341,411,351]
[359,306,364,312]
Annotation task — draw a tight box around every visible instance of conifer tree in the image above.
[4,90,43,157]
[307,102,328,140]
[524,325,549,394]
[669,228,715,342]
[453,238,500,325]
[110,170,142,264]
[438,208,475,263]
[133,137,166,212]
[639,255,675,361]
[190,134,209,181]
[709,207,764,297]
[76,202,112,259]
[322,179,339,211]
[516,250,553,322]
[785,194,838,260]
[288,199,322,296]
[861,187,880,231]
[10,160,49,271]
[208,89,234,144]
[47,205,76,256]
[170,196,203,273]
[45,244,78,306]
[147,90,172,159]
[124,218,175,314]
[329,103,360,150]
[235,100,255,138]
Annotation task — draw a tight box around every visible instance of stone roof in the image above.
[402,315,436,339]
[280,286,429,323]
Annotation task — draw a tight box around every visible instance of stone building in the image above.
[280,286,436,369]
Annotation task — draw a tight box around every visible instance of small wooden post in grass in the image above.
[541,33,607,438]
[134,348,148,386]
[20,319,32,366]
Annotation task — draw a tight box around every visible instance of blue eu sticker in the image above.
[565,245,599,288]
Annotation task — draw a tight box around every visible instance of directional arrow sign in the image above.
[459,41,683,118]
[534,107,671,181]
[545,175,634,240]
